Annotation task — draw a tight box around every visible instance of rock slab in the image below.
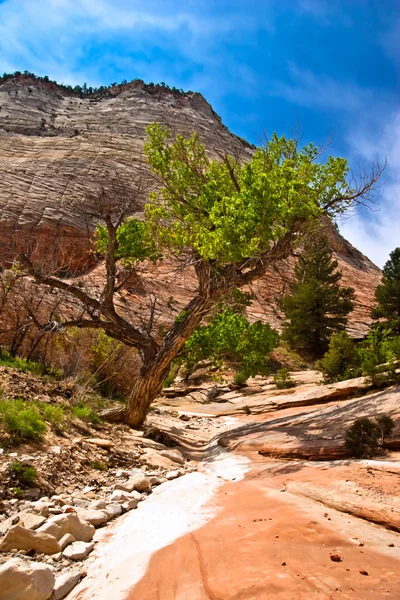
[0,557,55,600]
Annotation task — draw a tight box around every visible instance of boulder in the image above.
[128,471,151,492]
[104,503,122,519]
[38,513,95,543]
[0,525,60,554]
[31,502,50,518]
[160,449,185,465]
[89,500,107,510]
[19,510,47,530]
[75,508,109,527]
[62,541,94,561]
[50,570,81,600]
[0,558,55,600]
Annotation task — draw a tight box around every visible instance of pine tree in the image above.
[373,247,400,333]
[280,232,355,355]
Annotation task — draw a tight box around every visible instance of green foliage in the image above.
[10,461,37,485]
[281,232,355,355]
[72,403,101,424]
[316,331,361,383]
[144,123,354,265]
[41,404,65,432]
[96,218,160,266]
[274,368,296,389]
[0,352,61,379]
[345,417,379,458]
[345,414,395,458]
[373,248,400,332]
[0,399,47,440]
[91,460,108,471]
[358,328,399,387]
[180,308,279,383]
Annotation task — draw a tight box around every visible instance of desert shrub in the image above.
[316,332,361,383]
[10,461,37,484]
[345,414,395,458]
[274,368,296,389]
[358,329,399,387]
[72,403,101,424]
[375,414,395,445]
[345,417,379,458]
[91,460,108,471]
[0,399,47,440]
[0,352,58,378]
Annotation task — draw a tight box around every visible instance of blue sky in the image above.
[0,0,399,266]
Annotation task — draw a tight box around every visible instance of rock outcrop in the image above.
[0,75,381,337]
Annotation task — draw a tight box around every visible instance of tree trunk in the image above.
[124,366,168,427]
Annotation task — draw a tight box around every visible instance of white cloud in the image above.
[340,111,400,268]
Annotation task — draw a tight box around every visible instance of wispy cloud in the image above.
[340,111,400,268]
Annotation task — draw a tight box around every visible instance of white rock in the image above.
[38,513,95,543]
[121,499,138,512]
[0,525,60,555]
[0,558,55,600]
[89,500,107,510]
[75,508,109,527]
[104,503,122,519]
[58,533,75,551]
[109,490,130,503]
[166,470,182,480]
[50,570,81,600]
[160,449,185,465]
[31,502,50,518]
[62,541,94,561]
[128,490,143,501]
[128,471,151,492]
[18,510,47,530]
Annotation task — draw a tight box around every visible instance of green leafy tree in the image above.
[316,331,360,382]
[19,123,383,426]
[280,232,355,355]
[179,308,279,383]
[373,247,400,332]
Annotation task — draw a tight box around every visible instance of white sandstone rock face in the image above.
[62,541,95,561]
[0,524,60,554]
[0,558,55,600]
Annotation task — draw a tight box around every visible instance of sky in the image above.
[0,0,399,267]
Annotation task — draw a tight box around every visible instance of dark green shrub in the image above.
[274,368,296,389]
[316,332,361,383]
[345,414,396,458]
[345,417,379,458]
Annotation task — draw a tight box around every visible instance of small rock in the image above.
[0,557,55,600]
[50,570,81,600]
[0,525,60,555]
[388,543,395,547]
[359,569,369,576]
[86,438,115,449]
[160,449,185,465]
[121,499,139,512]
[0,514,20,536]
[89,500,107,510]
[330,554,342,562]
[166,470,181,480]
[19,511,47,530]
[75,508,109,527]
[58,533,75,551]
[31,502,50,518]
[62,541,94,561]
[104,504,122,519]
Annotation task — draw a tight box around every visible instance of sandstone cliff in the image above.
[0,76,381,337]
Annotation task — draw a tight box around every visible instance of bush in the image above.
[345,414,395,458]
[345,417,379,458]
[316,332,361,383]
[0,399,47,440]
[274,368,296,389]
[41,404,65,432]
[10,461,37,485]
[180,308,279,384]
[358,329,399,388]
[72,403,101,424]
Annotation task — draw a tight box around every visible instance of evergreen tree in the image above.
[373,247,400,332]
[280,232,355,355]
